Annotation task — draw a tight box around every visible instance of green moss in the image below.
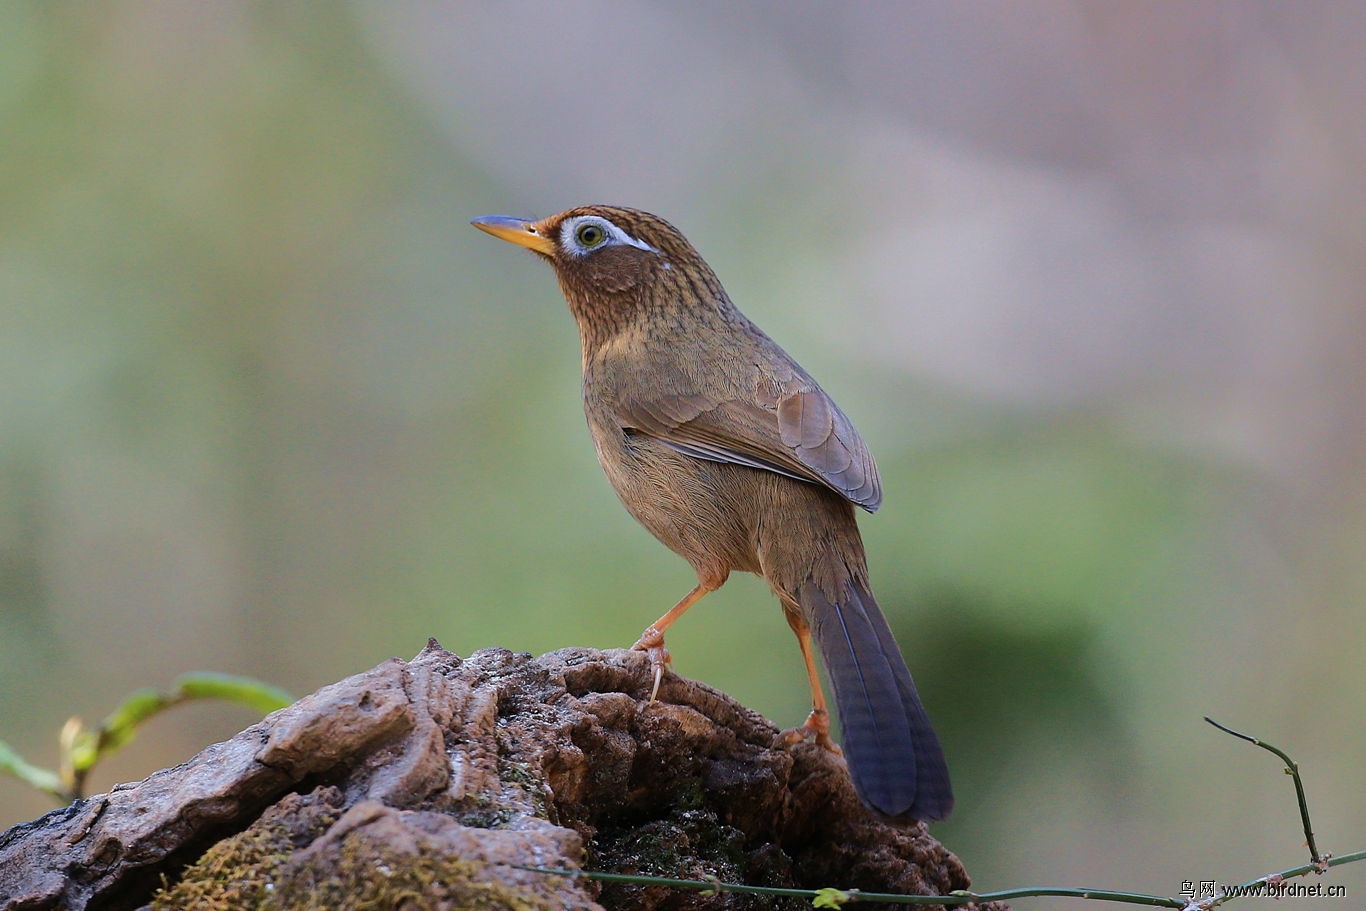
[497,758,552,820]
[449,791,518,829]
[271,839,552,911]
[456,803,518,830]
[151,803,553,911]
[150,814,327,910]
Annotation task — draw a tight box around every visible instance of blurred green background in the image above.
[3,2,1364,902]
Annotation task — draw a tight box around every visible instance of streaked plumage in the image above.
[472,205,952,820]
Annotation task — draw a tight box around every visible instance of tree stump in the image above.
[0,642,1002,910]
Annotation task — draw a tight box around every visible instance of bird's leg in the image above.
[778,611,841,754]
[632,580,717,700]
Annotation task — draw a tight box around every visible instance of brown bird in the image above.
[471,206,952,820]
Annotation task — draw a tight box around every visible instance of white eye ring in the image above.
[559,215,658,257]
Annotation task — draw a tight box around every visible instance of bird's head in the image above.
[472,206,730,338]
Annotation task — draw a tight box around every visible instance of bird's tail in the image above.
[803,577,953,820]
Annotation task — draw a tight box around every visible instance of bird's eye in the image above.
[559,214,657,258]
[575,222,607,249]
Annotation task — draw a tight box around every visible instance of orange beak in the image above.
[470,215,555,256]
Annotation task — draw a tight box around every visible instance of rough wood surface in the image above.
[0,643,1002,910]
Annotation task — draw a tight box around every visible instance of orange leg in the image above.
[632,580,718,700]
[779,611,841,753]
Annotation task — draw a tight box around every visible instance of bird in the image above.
[471,205,952,820]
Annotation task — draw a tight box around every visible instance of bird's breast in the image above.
[583,412,760,576]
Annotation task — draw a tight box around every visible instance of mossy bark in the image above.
[0,643,1003,911]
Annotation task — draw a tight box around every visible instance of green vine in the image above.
[1,672,292,803]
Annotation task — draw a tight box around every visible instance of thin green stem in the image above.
[0,673,292,802]
[1204,717,1320,864]
[1200,849,1366,909]
[521,850,1366,908]
[516,866,1192,906]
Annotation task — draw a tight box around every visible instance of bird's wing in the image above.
[616,371,882,512]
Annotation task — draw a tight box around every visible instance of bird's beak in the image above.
[470,215,555,256]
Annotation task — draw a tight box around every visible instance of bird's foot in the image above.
[630,626,672,701]
[778,708,842,754]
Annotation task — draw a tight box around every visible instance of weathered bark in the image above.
[0,643,1003,910]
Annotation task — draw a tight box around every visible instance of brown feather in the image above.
[473,204,950,819]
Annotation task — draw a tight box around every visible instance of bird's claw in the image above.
[631,627,672,701]
[778,708,842,754]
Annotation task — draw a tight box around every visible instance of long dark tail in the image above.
[804,578,953,820]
